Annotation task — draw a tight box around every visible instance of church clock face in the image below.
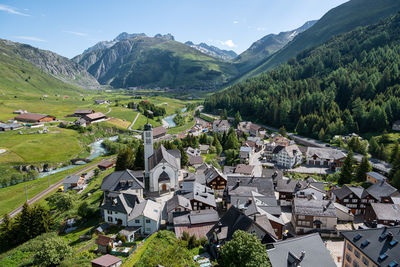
[146,138,151,144]
[146,132,151,137]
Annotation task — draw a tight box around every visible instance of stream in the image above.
[162,107,187,128]
[38,135,118,178]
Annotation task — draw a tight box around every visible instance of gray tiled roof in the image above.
[184,182,216,208]
[226,176,275,197]
[306,147,346,160]
[276,178,307,193]
[100,192,140,214]
[63,174,81,184]
[367,181,399,200]
[367,171,387,181]
[370,203,400,221]
[341,226,400,267]
[204,165,227,184]
[166,195,192,213]
[333,185,369,200]
[293,198,336,217]
[173,209,219,225]
[148,145,180,170]
[101,169,144,192]
[267,233,336,267]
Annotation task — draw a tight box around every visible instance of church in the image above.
[143,123,181,192]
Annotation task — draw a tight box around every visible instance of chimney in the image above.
[388,232,393,242]
[236,199,240,207]
[248,197,252,204]
[204,187,207,193]
[218,222,222,232]
[236,180,241,187]
[253,214,257,222]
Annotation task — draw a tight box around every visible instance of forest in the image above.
[204,14,400,140]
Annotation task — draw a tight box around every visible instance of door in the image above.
[162,184,167,191]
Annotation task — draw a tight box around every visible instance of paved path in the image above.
[4,155,116,220]
[128,113,140,131]
[105,104,112,114]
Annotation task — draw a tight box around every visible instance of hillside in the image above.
[234,20,316,73]
[204,14,400,140]
[74,34,239,90]
[0,39,99,90]
[0,40,84,97]
[241,0,400,79]
[185,41,237,61]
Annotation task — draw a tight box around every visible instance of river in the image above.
[38,135,118,178]
[162,107,187,128]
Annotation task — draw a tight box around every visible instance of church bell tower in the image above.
[143,122,154,178]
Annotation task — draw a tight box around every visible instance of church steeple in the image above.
[143,123,154,178]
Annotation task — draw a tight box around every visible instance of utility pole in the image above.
[48,175,50,187]
[25,184,28,202]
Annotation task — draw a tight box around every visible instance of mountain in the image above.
[0,39,84,96]
[205,13,400,140]
[242,0,400,79]
[0,39,100,90]
[184,41,237,61]
[234,20,317,73]
[73,34,239,90]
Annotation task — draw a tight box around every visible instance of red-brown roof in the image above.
[98,160,115,169]
[75,109,94,115]
[95,235,113,246]
[235,164,255,175]
[174,223,215,239]
[250,123,263,131]
[91,254,121,267]
[189,155,204,166]
[243,140,256,147]
[85,112,106,121]
[153,126,167,137]
[14,113,52,122]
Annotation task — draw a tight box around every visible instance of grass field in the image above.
[0,156,107,217]
[107,106,138,122]
[0,128,82,164]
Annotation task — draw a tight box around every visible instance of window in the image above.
[146,228,151,233]
[345,254,352,263]
[108,217,113,222]
[298,215,305,220]
[362,257,369,266]
[354,250,360,258]
[347,243,353,251]
[361,199,367,203]
[107,210,112,214]
[353,261,359,267]
[344,199,349,203]
[146,219,151,223]
[352,199,358,203]
[135,219,140,223]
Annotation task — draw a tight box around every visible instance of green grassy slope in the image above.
[0,41,85,97]
[241,0,400,79]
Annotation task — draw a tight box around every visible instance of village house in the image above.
[247,136,264,151]
[203,165,227,190]
[74,118,87,127]
[275,178,308,201]
[91,254,122,267]
[98,160,116,171]
[199,144,210,154]
[273,144,302,168]
[272,135,290,147]
[231,164,255,176]
[0,122,23,131]
[181,182,217,210]
[341,226,400,267]
[188,155,204,167]
[249,123,266,138]
[366,171,389,184]
[366,180,400,203]
[173,209,219,239]
[295,184,327,200]
[152,126,167,139]
[365,203,400,226]
[74,109,95,117]
[292,198,337,234]
[334,202,355,222]
[84,112,108,124]
[63,174,86,191]
[100,193,161,235]
[101,169,145,198]
[305,147,346,171]
[13,109,27,114]
[239,146,253,163]
[207,206,279,258]
[267,233,337,267]
[185,146,200,157]
[212,119,230,133]
[166,194,193,223]
[333,185,377,215]
[118,226,141,242]
[94,100,110,105]
[14,113,56,123]
[95,235,114,254]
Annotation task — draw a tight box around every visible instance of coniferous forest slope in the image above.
[240,0,400,80]
[204,14,400,139]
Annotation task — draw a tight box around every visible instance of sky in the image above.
[0,0,348,59]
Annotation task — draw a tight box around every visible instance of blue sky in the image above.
[0,0,348,58]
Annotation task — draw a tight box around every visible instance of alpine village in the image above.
[2,0,400,266]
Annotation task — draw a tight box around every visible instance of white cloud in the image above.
[64,31,88,37]
[218,40,236,48]
[233,21,239,24]
[0,4,30,16]
[256,27,266,31]
[14,36,47,42]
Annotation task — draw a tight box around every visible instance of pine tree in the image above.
[338,150,354,185]
[224,131,240,150]
[318,128,325,140]
[215,138,222,155]
[115,147,134,171]
[234,111,242,127]
[355,156,372,182]
[279,126,287,137]
[369,137,379,157]
[178,145,189,167]
[133,143,144,170]
[390,141,399,163]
